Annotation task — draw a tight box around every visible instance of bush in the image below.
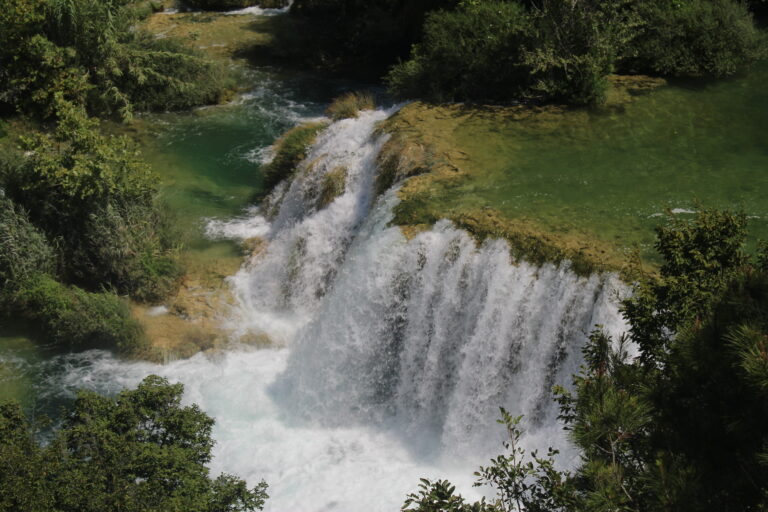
[387,1,536,103]
[325,91,375,120]
[4,99,181,301]
[388,0,764,105]
[387,0,619,105]
[78,202,183,303]
[0,0,232,119]
[624,0,764,77]
[0,195,55,296]
[262,122,328,191]
[104,32,231,115]
[0,376,269,511]
[14,274,147,355]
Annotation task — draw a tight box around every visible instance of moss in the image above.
[374,133,432,196]
[263,121,328,191]
[325,91,375,121]
[379,100,665,278]
[317,166,347,208]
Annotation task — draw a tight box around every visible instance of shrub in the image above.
[387,1,536,103]
[262,122,328,191]
[14,274,147,355]
[105,32,232,115]
[0,376,269,511]
[4,99,181,301]
[1,0,232,119]
[625,0,765,77]
[78,202,183,303]
[0,195,55,296]
[325,91,375,121]
[388,0,764,105]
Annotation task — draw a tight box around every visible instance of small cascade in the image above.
[224,109,395,342]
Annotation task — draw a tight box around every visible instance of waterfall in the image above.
[219,107,628,460]
[223,108,396,342]
[24,106,629,511]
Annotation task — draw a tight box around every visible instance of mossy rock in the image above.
[263,121,328,191]
[325,91,375,121]
[317,166,347,209]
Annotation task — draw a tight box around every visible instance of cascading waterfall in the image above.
[272,216,625,459]
[223,108,397,342]
[19,107,629,511]
[223,106,627,460]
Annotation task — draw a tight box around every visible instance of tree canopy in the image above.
[0,376,268,512]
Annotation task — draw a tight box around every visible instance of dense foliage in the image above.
[404,209,768,511]
[390,0,764,105]
[13,274,147,354]
[292,0,765,105]
[0,0,222,351]
[0,0,231,120]
[626,0,765,78]
[2,99,181,302]
[0,375,268,512]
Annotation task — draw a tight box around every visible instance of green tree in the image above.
[4,97,180,301]
[0,376,268,512]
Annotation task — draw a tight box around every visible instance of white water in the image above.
[29,108,628,511]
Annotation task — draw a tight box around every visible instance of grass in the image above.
[325,91,375,121]
[317,166,347,208]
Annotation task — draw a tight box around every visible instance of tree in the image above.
[0,376,268,512]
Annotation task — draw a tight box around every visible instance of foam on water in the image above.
[35,348,481,512]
